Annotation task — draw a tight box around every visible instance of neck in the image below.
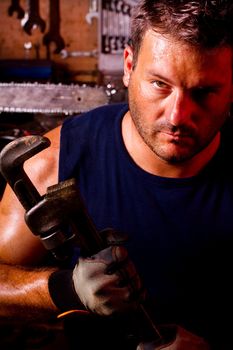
[122,112,220,178]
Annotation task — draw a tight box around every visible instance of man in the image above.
[0,0,233,348]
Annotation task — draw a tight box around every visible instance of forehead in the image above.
[138,30,233,85]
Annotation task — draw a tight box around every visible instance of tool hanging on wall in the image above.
[43,0,65,55]
[102,1,110,53]
[8,0,25,19]
[101,0,131,55]
[22,0,46,35]
[86,0,99,25]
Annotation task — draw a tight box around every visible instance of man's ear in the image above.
[123,46,134,87]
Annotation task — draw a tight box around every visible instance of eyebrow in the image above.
[145,70,225,89]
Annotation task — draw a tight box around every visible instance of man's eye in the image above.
[192,87,217,100]
[153,80,168,89]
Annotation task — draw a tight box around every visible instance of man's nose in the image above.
[167,91,195,126]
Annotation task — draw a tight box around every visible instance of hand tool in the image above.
[23,0,46,35]
[0,135,173,347]
[86,0,99,25]
[8,0,25,19]
[0,135,49,210]
[43,0,65,54]
[60,49,98,59]
[0,135,106,260]
[102,1,110,53]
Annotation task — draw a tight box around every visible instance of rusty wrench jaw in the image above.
[0,135,104,260]
[0,135,50,211]
[0,135,75,262]
[25,178,103,259]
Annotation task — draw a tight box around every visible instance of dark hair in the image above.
[130,0,233,63]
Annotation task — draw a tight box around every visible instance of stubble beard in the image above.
[128,97,223,165]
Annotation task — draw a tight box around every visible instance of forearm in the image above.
[0,263,59,320]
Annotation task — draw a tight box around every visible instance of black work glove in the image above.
[72,241,143,316]
[137,325,210,350]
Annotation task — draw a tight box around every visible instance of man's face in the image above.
[123,30,233,164]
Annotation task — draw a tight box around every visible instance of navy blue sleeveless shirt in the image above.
[59,103,233,348]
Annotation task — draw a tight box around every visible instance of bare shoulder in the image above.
[24,126,61,194]
[0,126,62,265]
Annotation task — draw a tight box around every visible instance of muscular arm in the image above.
[0,125,142,322]
[0,264,58,320]
[0,126,61,319]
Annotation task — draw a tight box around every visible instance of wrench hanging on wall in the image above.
[86,0,99,25]
[8,0,25,19]
[43,0,65,54]
[22,0,46,35]
[102,0,110,53]
[101,0,132,54]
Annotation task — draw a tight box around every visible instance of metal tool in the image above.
[0,135,165,345]
[102,1,110,53]
[43,0,65,54]
[0,135,49,210]
[0,135,107,261]
[60,49,98,59]
[8,0,25,19]
[100,0,132,54]
[0,83,109,115]
[23,0,46,35]
[86,0,99,25]
[0,135,76,261]
[0,135,103,258]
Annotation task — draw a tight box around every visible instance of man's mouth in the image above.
[161,130,191,138]
[158,130,194,146]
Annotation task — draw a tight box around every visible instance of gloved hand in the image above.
[137,325,210,350]
[72,243,144,316]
